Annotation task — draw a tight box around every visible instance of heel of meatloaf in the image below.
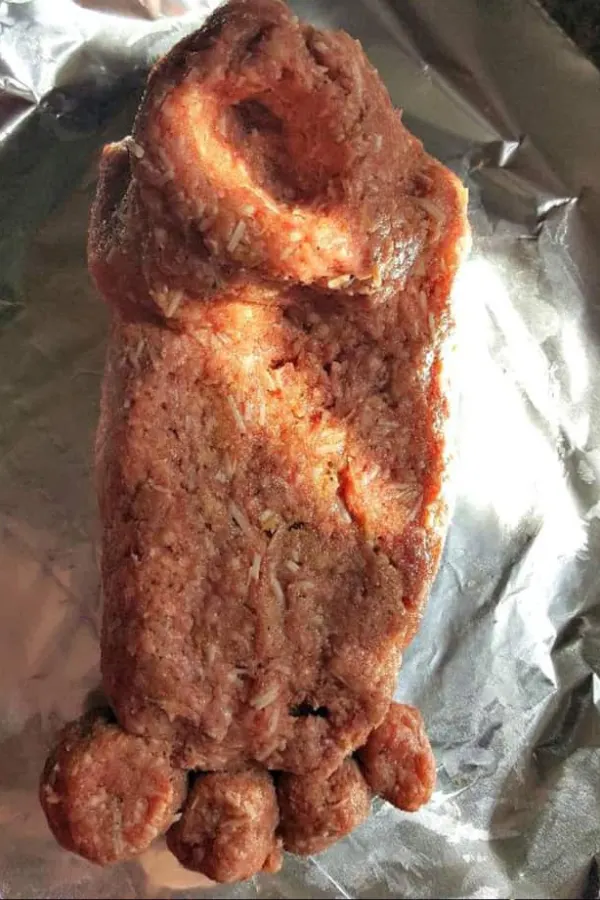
[87,0,458,324]
[130,0,401,294]
[40,709,187,865]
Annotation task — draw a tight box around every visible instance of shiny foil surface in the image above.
[1,0,600,897]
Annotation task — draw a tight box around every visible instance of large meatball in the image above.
[40,711,186,864]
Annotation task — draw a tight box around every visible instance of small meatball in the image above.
[277,758,371,856]
[167,767,281,883]
[40,710,187,864]
[357,702,435,811]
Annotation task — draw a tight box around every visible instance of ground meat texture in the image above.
[167,767,281,882]
[39,711,187,864]
[276,758,372,856]
[357,702,436,811]
[39,0,469,876]
[88,0,468,780]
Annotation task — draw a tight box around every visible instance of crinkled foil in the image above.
[1,0,600,897]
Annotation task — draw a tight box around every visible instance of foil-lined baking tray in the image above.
[1,0,600,897]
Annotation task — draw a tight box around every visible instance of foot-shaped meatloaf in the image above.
[40,0,468,881]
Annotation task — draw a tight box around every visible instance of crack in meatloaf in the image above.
[40,0,468,882]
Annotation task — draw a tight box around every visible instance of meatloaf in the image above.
[40,0,469,881]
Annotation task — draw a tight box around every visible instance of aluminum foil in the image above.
[2,0,600,897]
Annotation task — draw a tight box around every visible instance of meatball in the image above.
[276,758,372,856]
[357,702,436,811]
[39,710,186,864]
[167,766,281,882]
